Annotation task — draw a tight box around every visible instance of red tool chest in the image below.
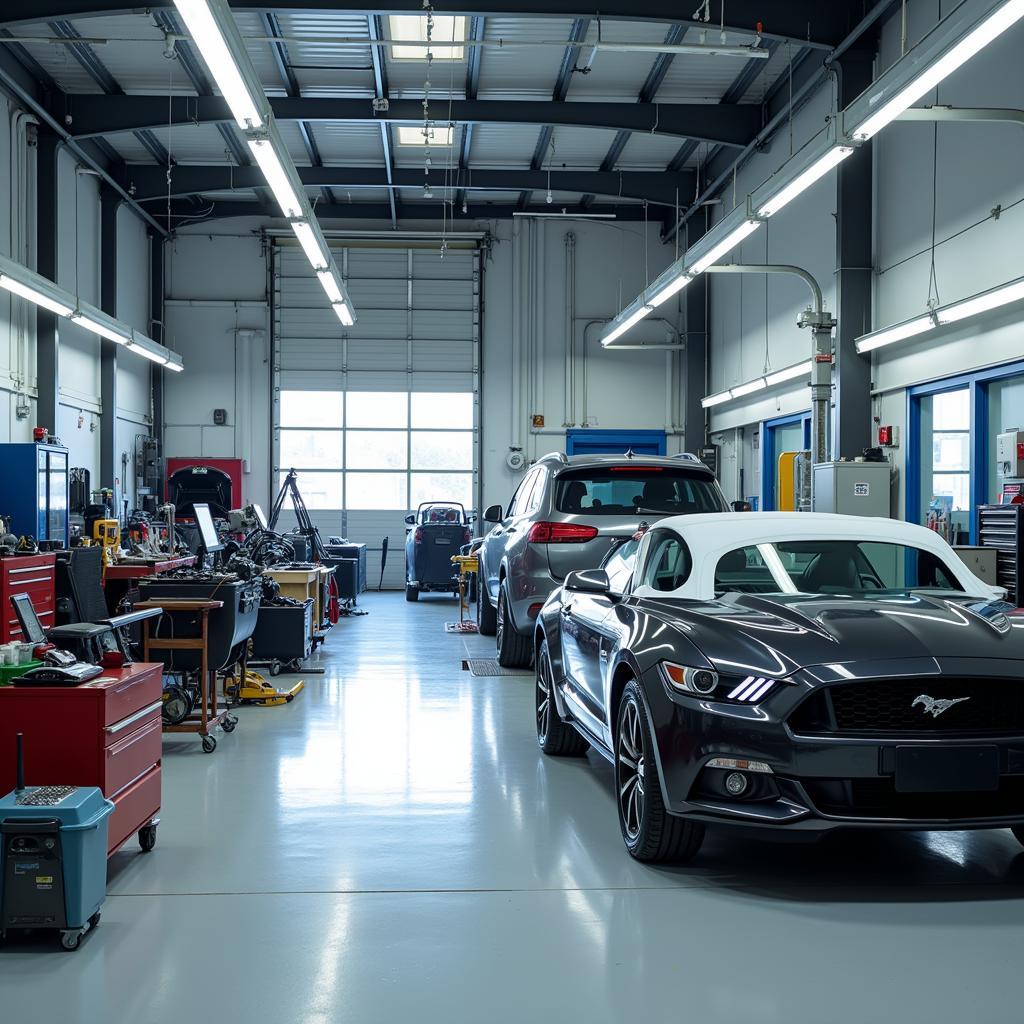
[0,553,56,641]
[0,662,163,856]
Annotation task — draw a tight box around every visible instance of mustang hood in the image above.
[659,592,1021,679]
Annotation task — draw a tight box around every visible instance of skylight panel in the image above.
[396,125,454,146]
[389,15,466,60]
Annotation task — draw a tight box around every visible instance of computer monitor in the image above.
[10,593,47,644]
[251,503,268,531]
[193,502,224,554]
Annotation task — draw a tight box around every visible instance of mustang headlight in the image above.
[660,662,780,704]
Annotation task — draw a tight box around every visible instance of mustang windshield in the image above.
[713,540,965,596]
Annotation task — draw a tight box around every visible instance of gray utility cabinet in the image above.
[812,461,892,518]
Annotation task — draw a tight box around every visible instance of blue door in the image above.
[565,429,667,456]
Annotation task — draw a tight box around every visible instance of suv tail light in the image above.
[414,528,424,544]
[464,528,472,544]
[527,522,599,544]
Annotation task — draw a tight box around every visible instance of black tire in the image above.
[536,640,588,756]
[496,584,533,668]
[468,575,478,604]
[615,680,705,863]
[269,661,282,677]
[202,735,217,754]
[1011,825,1024,848]
[139,826,157,852]
[476,578,497,636]
[221,715,237,733]
[405,583,420,602]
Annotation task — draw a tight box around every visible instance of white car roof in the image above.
[631,512,1002,602]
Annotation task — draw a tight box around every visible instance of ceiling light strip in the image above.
[602,0,1024,346]
[854,275,1024,355]
[0,253,183,371]
[174,0,357,326]
[701,360,812,409]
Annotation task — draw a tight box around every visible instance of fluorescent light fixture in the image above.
[173,0,265,130]
[291,221,328,270]
[396,125,454,146]
[701,390,733,409]
[248,138,302,219]
[689,219,761,275]
[0,273,74,317]
[856,275,1024,354]
[855,314,935,353]
[333,302,355,327]
[71,311,130,345]
[389,15,466,60]
[166,353,185,373]
[757,147,854,218]
[729,378,768,399]
[127,334,169,365]
[318,270,343,305]
[852,0,1024,140]
[765,361,813,387]
[648,272,692,309]
[938,277,1024,324]
[600,304,653,346]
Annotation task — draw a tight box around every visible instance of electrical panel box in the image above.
[812,461,892,518]
[996,430,1024,479]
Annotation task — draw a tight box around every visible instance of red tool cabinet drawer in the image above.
[1,553,56,643]
[99,665,163,728]
[107,764,161,855]
[104,711,163,796]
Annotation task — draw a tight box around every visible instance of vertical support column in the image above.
[149,231,165,499]
[682,274,707,454]
[35,128,61,434]
[99,185,120,490]
[833,52,875,460]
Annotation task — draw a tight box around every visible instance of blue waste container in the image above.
[0,785,114,950]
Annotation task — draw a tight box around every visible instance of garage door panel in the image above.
[346,339,407,373]
[412,310,474,341]
[412,278,474,311]
[412,339,474,373]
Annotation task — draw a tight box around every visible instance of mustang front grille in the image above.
[788,678,1024,736]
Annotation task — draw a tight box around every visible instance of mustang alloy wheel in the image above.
[615,680,705,863]
[536,640,588,756]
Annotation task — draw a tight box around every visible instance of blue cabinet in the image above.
[0,442,69,546]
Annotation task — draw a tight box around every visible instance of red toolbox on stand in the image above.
[0,662,163,855]
[0,553,56,641]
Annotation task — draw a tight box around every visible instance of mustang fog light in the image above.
[706,757,774,774]
[725,772,748,796]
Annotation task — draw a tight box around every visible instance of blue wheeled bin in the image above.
[0,752,114,951]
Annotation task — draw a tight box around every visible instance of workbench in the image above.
[103,555,197,614]
[0,661,163,856]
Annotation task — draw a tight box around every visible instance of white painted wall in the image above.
[162,215,683,520]
[705,0,1024,512]
[0,89,155,502]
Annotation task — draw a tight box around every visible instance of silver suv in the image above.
[477,452,728,667]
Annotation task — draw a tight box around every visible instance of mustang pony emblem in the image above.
[912,694,970,718]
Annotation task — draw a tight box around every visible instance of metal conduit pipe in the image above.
[564,232,576,428]
[703,263,834,466]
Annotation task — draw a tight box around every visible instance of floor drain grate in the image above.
[462,659,532,677]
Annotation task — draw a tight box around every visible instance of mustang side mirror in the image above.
[484,504,503,523]
[404,513,416,526]
[565,569,611,595]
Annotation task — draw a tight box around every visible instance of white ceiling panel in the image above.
[615,132,688,169]
[9,28,106,94]
[476,16,575,99]
[316,122,386,165]
[466,124,538,168]
[740,43,791,104]
[547,126,620,167]
[569,20,671,102]
[652,26,759,102]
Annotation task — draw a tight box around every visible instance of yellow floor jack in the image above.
[445,554,480,634]
[223,647,305,707]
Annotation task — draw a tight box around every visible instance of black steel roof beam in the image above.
[667,38,779,173]
[49,19,171,166]
[456,15,485,213]
[521,16,588,209]
[0,2,852,49]
[124,164,693,206]
[263,11,331,205]
[153,198,659,225]
[367,14,396,228]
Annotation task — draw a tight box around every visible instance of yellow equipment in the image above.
[448,553,480,632]
[225,668,303,707]
[92,519,120,575]
[777,453,799,511]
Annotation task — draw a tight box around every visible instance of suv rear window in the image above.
[553,467,725,516]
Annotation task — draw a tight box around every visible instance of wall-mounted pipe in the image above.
[563,232,576,427]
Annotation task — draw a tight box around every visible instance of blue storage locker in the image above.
[0,443,70,546]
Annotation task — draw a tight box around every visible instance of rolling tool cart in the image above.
[0,735,113,951]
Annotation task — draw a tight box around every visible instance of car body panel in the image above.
[536,512,1024,833]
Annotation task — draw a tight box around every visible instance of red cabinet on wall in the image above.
[0,553,56,641]
[0,662,163,856]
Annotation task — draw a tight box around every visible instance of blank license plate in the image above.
[895,745,999,793]
[434,537,451,545]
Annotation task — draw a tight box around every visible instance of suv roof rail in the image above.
[672,452,703,464]
[537,451,569,465]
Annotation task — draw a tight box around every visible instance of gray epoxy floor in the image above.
[3,592,1024,1022]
